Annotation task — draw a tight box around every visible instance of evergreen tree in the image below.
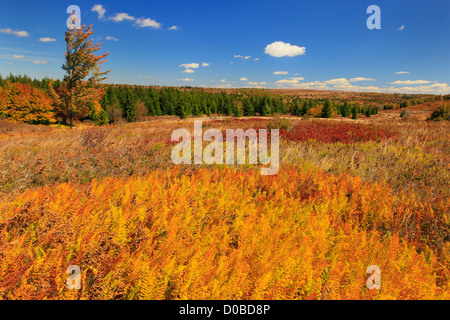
[122,89,137,122]
[176,96,187,119]
[243,99,255,116]
[351,107,358,119]
[261,101,272,116]
[341,102,351,117]
[321,99,333,118]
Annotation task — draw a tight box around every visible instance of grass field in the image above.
[0,112,449,299]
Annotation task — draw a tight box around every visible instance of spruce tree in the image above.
[321,99,333,118]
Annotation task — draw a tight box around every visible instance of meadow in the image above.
[0,111,448,299]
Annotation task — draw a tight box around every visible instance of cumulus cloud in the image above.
[234,54,251,59]
[105,36,119,41]
[349,77,375,82]
[38,37,56,42]
[183,69,195,73]
[109,12,162,29]
[397,25,405,31]
[246,81,267,88]
[254,58,260,61]
[135,17,161,28]
[111,13,135,22]
[279,81,329,90]
[275,77,381,93]
[91,4,106,19]
[179,78,194,82]
[272,75,449,95]
[12,54,25,59]
[273,71,288,75]
[0,28,29,37]
[395,71,409,74]
[325,78,350,85]
[180,63,199,69]
[264,41,305,57]
[390,80,431,85]
[202,62,210,67]
[33,60,48,64]
[169,25,179,30]
[275,77,305,84]
[388,83,449,94]
[239,77,248,81]
[220,79,227,83]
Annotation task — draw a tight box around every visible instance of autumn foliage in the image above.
[49,24,110,127]
[281,121,397,144]
[0,167,448,300]
[0,81,55,124]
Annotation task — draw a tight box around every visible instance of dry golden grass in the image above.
[0,116,448,300]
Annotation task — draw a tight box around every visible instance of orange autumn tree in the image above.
[49,24,110,128]
[0,81,56,124]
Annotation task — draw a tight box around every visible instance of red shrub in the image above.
[281,121,396,144]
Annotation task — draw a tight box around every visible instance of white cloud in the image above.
[239,77,248,81]
[388,83,449,94]
[91,4,106,19]
[220,79,227,83]
[254,58,260,61]
[105,36,119,41]
[169,25,179,30]
[111,13,135,22]
[286,81,329,90]
[179,78,194,82]
[273,71,288,75]
[265,41,305,57]
[0,28,29,37]
[180,63,206,74]
[109,12,162,28]
[271,75,449,95]
[275,77,305,84]
[247,81,267,88]
[33,60,47,64]
[12,54,25,59]
[7,62,13,65]
[325,78,349,85]
[390,80,431,85]
[396,71,409,74]
[38,37,56,42]
[397,25,405,31]
[234,55,251,59]
[135,17,161,28]
[349,77,375,82]
[179,63,200,72]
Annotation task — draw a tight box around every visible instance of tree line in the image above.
[0,75,396,126]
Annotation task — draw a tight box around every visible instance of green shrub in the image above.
[429,104,449,121]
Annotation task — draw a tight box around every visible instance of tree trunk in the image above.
[69,116,73,129]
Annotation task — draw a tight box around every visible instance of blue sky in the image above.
[0,0,449,94]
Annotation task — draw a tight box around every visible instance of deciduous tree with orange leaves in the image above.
[0,81,55,124]
[49,24,110,128]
